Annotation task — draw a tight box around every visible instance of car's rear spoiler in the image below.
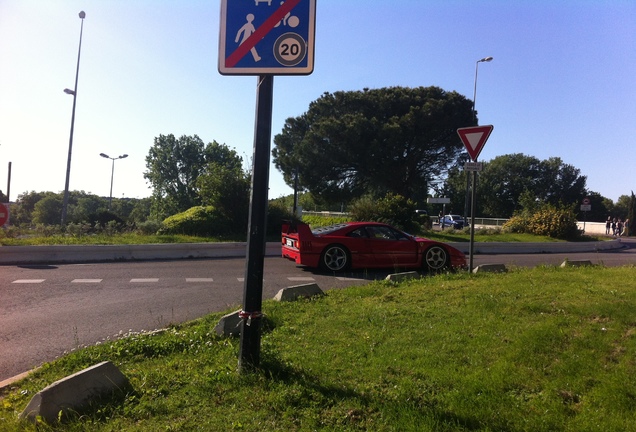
[281,220,314,238]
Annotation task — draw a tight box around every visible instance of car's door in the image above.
[364,225,419,267]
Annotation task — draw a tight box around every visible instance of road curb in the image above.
[0,239,623,265]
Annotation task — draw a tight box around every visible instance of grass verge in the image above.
[2,265,636,431]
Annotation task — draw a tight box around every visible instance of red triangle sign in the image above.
[457,125,493,161]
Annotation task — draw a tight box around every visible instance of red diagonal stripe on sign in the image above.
[225,0,302,68]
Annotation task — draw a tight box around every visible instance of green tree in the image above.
[197,161,250,231]
[144,134,207,219]
[127,198,153,224]
[144,135,244,220]
[445,154,588,218]
[32,194,63,225]
[613,195,631,220]
[11,191,49,225]
[272,86,475,205]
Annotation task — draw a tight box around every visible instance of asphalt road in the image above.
[2,240,636,383]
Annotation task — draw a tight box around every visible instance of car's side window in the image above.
[390,228,410,241]
[347,228,368,238]
[366,226,397,240]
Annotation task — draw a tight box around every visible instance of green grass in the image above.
[0,233,249,247]
[2,266,636,431]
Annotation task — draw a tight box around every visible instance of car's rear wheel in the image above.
[424,245,449,272]
[320,245,350,272]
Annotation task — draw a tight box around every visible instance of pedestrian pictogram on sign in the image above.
[457,125,494,161]
[219,0,316,75]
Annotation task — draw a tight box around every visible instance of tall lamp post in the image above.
[100,153,128,210]
[61,11,86,225]
[464,56,493,220]
[473,56,493,121]
[468,56,493,272]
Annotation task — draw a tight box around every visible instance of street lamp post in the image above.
[473,56,493,122]
[468,56,493,272]
[464,56,493,220]
[61,11,86,226]
[100,153,128,210]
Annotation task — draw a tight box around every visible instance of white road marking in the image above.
[72,279,103,283]
[130,279,159,283]
[335,277,366,281]
[12,279,45,284]
[186,278,214,283]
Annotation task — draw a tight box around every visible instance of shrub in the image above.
[503,204,581,240]
[159,206,232,237]
[135,220,163,235]
[528,205,581,240]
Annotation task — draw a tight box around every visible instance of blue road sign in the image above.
[219,0,316,75]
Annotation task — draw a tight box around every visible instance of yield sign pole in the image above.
[457,125,493,272]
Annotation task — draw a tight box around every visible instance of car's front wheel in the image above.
[320,245,350,272]
[423,245,449,272]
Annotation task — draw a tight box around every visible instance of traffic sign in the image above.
[219,0,316,75]
[464,162,483,172]
[457,125,494,161]
[427,197,451,204]
[582,197,590,205]
[0,203,9,227]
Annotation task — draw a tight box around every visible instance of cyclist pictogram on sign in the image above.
[219,0,316,75]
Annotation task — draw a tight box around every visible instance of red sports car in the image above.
[281,221,466,272]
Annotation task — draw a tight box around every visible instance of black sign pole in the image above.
[469,168,477,273]
[238,74,274,372]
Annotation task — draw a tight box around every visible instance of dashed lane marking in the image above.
[186,278,214,283]
[12,279,45,284]
[130,279,160,283]
[72,279,103,283]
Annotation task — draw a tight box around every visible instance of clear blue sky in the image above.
[1,0,634,205]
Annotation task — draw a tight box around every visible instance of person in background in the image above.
[606,216,612,235]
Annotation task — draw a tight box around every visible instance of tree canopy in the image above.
[144,135,244,219]
[272,86,475,206]
[443,153,588,218]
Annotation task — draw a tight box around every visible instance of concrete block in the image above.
[472,264,507,274]
[560,260,593,268]
[214,310,243,337]
[20,361,130,424]
[274,283,324,302]
[385,271,419,283]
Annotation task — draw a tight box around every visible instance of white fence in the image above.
[301,212,609,235]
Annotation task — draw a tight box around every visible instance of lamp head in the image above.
[119,154,129,159]
[64,88,75,95]
[479,56,494,63]
[79,11,86,19]
[100,153,109,158]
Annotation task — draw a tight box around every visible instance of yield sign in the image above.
[457,125,494,161]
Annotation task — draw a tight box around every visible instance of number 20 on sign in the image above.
[219,0,316,75]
